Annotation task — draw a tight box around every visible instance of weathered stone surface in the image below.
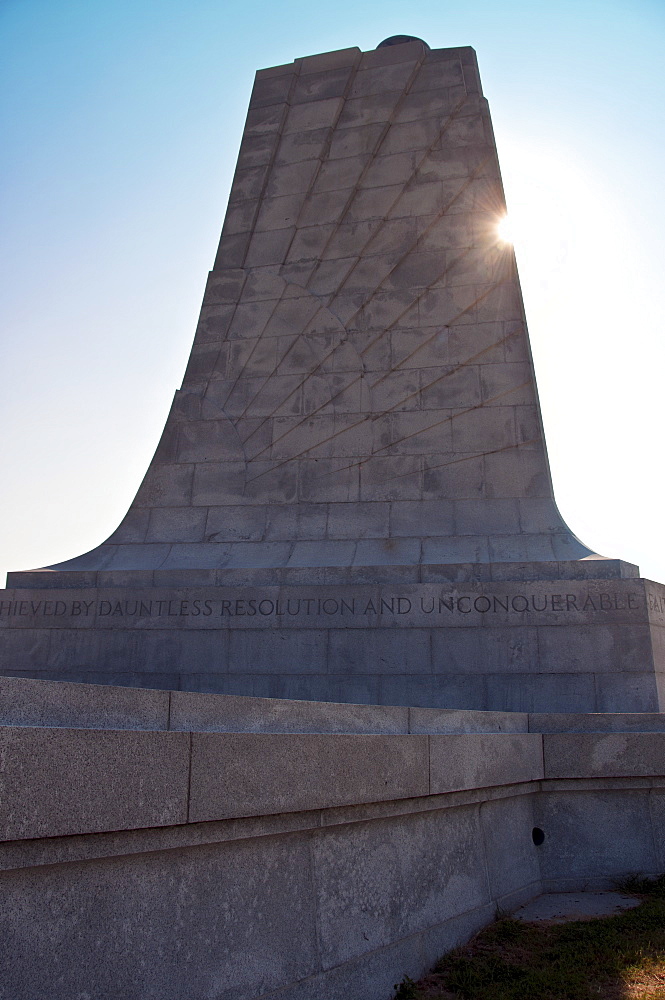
[429,733,543,792]
[188,732,429,821]
[2,577,661,710]
[8,41,596,580]
[0,675,169,730]
[0,673,665,998]
[0,726,189,840]
[311,805,490,969]
[543,732,665,778]
[2,39,663,712]
[170,689,409,734]
[534,789,659,885]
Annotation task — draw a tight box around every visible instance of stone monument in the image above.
[2,38,664,711]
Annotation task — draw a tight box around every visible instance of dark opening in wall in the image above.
[532,827,545,846]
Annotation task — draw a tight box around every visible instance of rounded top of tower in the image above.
[376,35,429,49]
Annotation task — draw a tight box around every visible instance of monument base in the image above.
[2,560,664,713]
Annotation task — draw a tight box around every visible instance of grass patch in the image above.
[394,881,665,1000]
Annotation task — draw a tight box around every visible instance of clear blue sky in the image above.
[1,0,664,584]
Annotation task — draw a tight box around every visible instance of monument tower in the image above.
[2,37,664,711]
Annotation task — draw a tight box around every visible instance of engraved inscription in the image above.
[0,589,643,623]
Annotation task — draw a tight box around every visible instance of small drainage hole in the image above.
[532,827,545,846]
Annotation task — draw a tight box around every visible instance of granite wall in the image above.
[2,676,665,1000]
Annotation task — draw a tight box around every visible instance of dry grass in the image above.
[393,879,665,1000]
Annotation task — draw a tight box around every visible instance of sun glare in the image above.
[497,215,513,244]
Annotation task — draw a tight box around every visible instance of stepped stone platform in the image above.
[2,37,663,711]
[2,675,665,999]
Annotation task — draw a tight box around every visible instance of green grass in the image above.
[394,878,665,1000]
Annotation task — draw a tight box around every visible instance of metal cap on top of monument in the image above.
[2,41,663,712]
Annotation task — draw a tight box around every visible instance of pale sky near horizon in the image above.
[1,0,664,585]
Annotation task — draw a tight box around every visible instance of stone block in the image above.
[224,541,292,568]
[292,67,352,104]
[395,85,469,125]
[299,458,360,502]
[314,154,370,193]
[595,672,660,712]
[535,789,657,881]
[360,456,422,501]
[266,159,320,198]
[244,103,285,136]
[543,732,665,778]
[274,127,330,165]
[350,62,420,99]
[133,463,194,508]
[146,507,207,543]
[254,194,303,232]
[283,98,344,134]
[423,453,484,500]
[429,733,543,792]
[44,628,100,669]
[480,361,535,407]
[359,39,427,69]
[346,183,403,222]
[484,448,550,500]
[383,249,447,291]
[298,47,360,74]
[222,198,258,235]
[529,712,665,734]
[244,227,295,267]
[411,57,465,91]
[390,500,454,537]
[0,833,319,1000]
[205,505,266,542]
[487,534,557,563]
[432,626,539,674]
[409,706,529,734]
[169,689,408,734]
[327,122,386,160]
[0,628,52,668]
[249,70,294,109]
[353,538,422,565]
[264,903,495,1000]
[180,672,277,697]
[648,792,665,871]
[287,540,356,567]
[422,536,490,563]
[312,805,489,968]
[214,231,252,268]
[0,726,189,840]
[276,673,382,706]
[326,501,389,539]
[0,675,169,731]
[228,629,326,673]
[485,673,598,714]
[235,131,279,169]
[338,92,404,129]
[480,793,541,900]
[328,629,431,674]
[286,224,335,262]
[323,219,381,259]
[451,406,516,452]
[188,732,429,821]
[379,673,488,710]
[299,188,354,227]
[264,503,327,540]
[455,499,521,535]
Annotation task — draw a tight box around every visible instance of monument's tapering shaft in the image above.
[3,39,663,713]
[49,38,592,573]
